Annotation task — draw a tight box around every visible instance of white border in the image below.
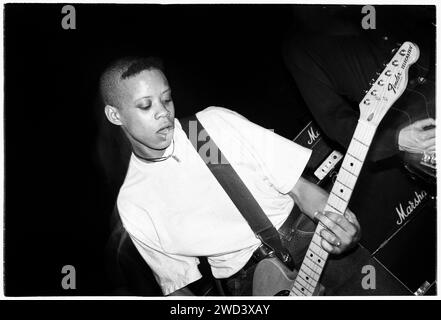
[0,0,439,301]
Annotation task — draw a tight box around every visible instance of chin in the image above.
[156,137,173,149]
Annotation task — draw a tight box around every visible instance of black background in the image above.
[4,3,312,296]
[4,4,436,296]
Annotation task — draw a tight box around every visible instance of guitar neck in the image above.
[291,119,377,296]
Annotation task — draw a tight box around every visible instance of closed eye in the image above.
[162,96,173,104]
[137,103,151,110]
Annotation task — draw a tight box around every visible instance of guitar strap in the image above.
[180,115,295,270]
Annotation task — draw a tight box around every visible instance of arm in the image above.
[289,177,361,255]
[288,177,328,221]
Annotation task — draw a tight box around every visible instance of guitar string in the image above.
[292,107,376,295]
[291,50,406,296]
[293,120,376,293]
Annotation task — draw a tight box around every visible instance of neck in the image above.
[132,143,167,159]
[291,119,378,296]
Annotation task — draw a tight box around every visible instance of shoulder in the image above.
[196,106,255,133]
[116,157,149,221]
[196,106,248,122]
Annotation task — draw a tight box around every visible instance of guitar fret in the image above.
[297,278,317,295]
[303,256,321,273]
[309,241,326,258]
[355,120,376,145]
[348,140,368,161]
[331,190,347,203]
[353,137,369,147]
[296,276,314,294]
[312,233,329,260]
[328,194,348,212]
[341,165,358,178]
[329,193,348,213]
[299,269,318,285]
[312,231,325,244]
[301,263,320,280]
[346,152,363,163]
[341,154,363,177]
[309,249,326,263]
[326,203,342,214]
[311,238,323,249]
[305,250,325,268]
[290,286,305,296]
[294,282,310,295]
[332,180,351,201]
[337,169,357,189]
[336,179,353,191]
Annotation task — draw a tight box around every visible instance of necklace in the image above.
[133,139,179,163]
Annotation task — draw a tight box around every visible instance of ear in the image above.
[104,105,123,126]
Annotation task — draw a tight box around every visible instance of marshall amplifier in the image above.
[292,121,343,190]
[350,163,434,253]
[373,195,436,295]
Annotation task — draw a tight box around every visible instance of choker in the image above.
[133,139,180,163]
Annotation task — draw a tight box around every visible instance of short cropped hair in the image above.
[99,56,164,108]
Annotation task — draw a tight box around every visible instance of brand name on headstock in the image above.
[401,45,413,69]
[389,72,402,94]
[387,45,412,94]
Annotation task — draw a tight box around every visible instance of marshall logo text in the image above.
[307,126,320,145]
[395,190,427,225]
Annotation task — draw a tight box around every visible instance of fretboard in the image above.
[290,119,377,296]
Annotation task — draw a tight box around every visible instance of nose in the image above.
[154,100,170,120]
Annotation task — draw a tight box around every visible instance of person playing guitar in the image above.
[100,57,362,296]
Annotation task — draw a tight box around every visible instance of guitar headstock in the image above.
[359,41,420,126]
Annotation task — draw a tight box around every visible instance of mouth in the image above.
[157,123,174,135]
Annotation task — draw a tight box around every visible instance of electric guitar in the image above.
[252,41,420,296]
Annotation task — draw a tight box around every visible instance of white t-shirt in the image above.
[117,107,311,295]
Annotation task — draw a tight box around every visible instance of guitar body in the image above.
[252,258,325,296]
